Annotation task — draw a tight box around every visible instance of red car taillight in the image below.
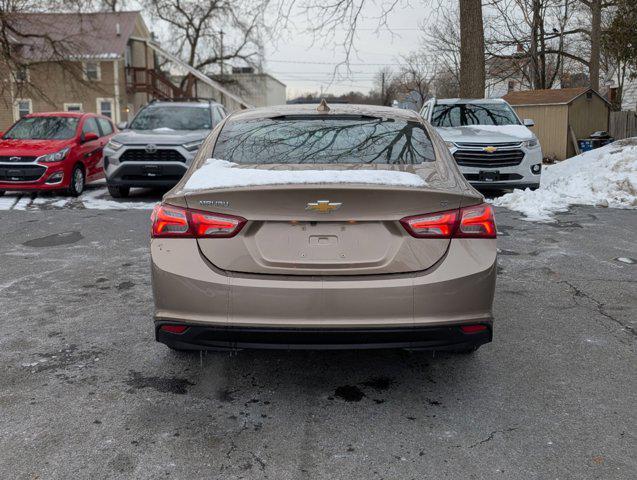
[151,204,246,238]
[400,203,496,239]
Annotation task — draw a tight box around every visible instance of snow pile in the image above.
[183,158,427,191]
[492,138,637,221]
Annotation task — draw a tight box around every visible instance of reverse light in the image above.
[151,204,246,238]
[400,203,496,239]
[36,146,70,163]
[183,140,203,152]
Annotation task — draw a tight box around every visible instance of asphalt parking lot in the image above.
[0,199,635,479]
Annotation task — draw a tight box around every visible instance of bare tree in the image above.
[484,0,576,90]
[601,0,637,108]
[0,1,107,103]
[393,52,437,108]
[423,9,461,89]
[282,0,486,98]
[143,0,266,73]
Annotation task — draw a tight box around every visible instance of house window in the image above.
[84,61,101,81]
[15,65,29,83]
[14,99,32,120]
[97,98,114,118]
[64,103,83,112]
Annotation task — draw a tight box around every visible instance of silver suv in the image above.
[420,98,542,190]
[103,101,226,197]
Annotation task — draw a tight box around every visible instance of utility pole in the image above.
[380,71,386,105]
[219,29,225,77]
[219,29,225,106]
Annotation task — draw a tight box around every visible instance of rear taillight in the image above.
[455,203,497,238]
[151,204,246,238]
[400,203,496,239]
[400,210,458,238]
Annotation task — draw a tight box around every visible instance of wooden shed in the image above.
[502,87,611,161]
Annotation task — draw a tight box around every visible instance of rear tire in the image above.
[107,185,130,198]
[0,190,5,196]
[67,165,85,197]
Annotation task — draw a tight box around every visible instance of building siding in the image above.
[567,94,610,158]
[512,104,569,160]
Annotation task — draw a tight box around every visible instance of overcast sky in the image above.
[133,1,429,99]
[262,4,426,98]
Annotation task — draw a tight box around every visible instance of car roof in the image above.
[229,103,422,122]
[146,101,222,108]
[433,98,509,105]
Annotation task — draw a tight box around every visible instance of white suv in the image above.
[420,98,542,190]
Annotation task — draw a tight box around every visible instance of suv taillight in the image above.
[151,204,246,238]
[400,203,496,239]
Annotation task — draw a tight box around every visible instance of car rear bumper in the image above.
[151,237,497,349]
[156,323,492,350]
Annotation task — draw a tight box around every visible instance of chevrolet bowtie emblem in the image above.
[305,200,342,213]
[483,146,498,153]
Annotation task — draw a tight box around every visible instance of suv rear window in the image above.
[212,117,435,164]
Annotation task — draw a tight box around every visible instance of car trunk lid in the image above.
[178,163,469,276]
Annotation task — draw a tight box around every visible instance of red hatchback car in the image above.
[0,112,116,196]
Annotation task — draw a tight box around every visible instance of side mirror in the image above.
[116,121,128,130]
[82,132,99,143]
[523,118,535,127]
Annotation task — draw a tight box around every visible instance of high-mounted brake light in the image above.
[151,204,246,238]
[400,203,496,239]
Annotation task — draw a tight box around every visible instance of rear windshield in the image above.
[3,117,79,140]
[130,106,212,131]
[212,117,436,164]
[431,103,520,127]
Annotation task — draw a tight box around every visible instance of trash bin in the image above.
[590,130,614,147]
[578,139,594,152]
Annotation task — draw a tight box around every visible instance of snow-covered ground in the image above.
[492,138,637,222]
[0,183,158,211]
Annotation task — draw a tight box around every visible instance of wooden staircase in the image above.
[125,67,187,100]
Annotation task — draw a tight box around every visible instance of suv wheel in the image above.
[67,165,85,197]
[0,190,5,196]
[108,185,130,198]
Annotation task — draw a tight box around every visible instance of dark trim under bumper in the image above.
[471,181,540,190]
[155,323,493,351]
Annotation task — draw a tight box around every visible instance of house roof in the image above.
[6,11,143,61]
[503,87,609,106]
